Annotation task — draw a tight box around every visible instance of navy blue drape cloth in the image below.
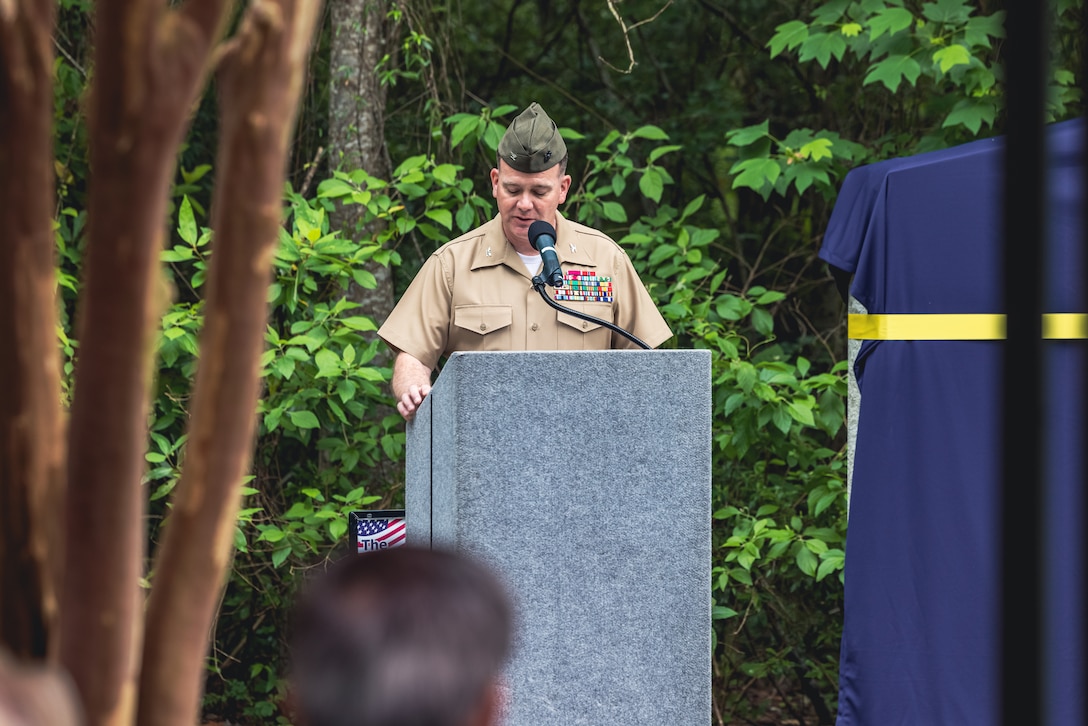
[820,118,1085,725]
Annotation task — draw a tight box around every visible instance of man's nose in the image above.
[516,192,534,209]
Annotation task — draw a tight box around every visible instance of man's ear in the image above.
[557,173,572,203]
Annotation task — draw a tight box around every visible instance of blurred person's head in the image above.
[0,651,81,726]
[288,546,513,726]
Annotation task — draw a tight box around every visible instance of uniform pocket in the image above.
[556,302,612,349]
[451,305,513,353]
[454,304,513,335]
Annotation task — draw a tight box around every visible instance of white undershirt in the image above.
[517,252,542,275]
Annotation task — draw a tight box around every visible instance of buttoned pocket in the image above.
[556,302,612,349]
[454,304,513,335]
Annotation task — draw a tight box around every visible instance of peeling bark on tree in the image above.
[0,0,64,664]
[136,2,324,724]
[59,1,232,724]
[329,0,397,350]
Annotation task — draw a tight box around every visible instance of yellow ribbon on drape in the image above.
[848,313,1087,340]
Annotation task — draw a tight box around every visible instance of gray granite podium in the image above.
[406,350,712,726]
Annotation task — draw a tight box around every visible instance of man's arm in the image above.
[392,350,433,420]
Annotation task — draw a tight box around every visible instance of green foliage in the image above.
[742,1,1082,202]
[47,0,1085,720]
[154,156,486,721]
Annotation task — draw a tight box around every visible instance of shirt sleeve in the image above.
[610,247,673,349]
[376,252,453,370]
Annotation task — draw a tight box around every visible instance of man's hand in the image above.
[392,351,434,420]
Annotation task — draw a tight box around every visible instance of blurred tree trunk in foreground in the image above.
[0,0,324,724]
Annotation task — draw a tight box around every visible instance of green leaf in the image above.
[725,120,769,147]
[424,208,453,229]
[787,400,816,426]
[178,196,197,245]
[767,20,809,58]
[812,0,849,25]
[799,138,833,162]
[841,22,862,37]
[161,246,194,262]
[289,410,320,429]
[868,7,914,41]
[922,0,971,24]
[799,32,847,68]
[314,349,340,378]
[795,546,818,577]
[638,169,664,203]
[730,158,781,191]
[942,97,996,134]
[772,406,792,435]
[864,55,923,92]
[353,367,386,382]
[273,356,295,380]
[814,490,840,517]
[631,125,668,140]
[456,203,476,232]
[449,116,480,149]
[648,244,678,267]
[329,518,348,540]
[335,378,356,405]
[316,178,355,199]
[932,44,971,73]
[432,164,458,185]
[816,549,846,581]
[680,195,705,220]
[786,163,832,195]
[258,527,285,543]
[712,605,739,620]
[816,556,843,582]
[271,546,291,569]
[647,144,682,163]
[352,269,378,290]
[750,306,774,336]
[233,527,247,553]
[600,201,627,222]
[340,316,377,332]
[964,12,1005,47]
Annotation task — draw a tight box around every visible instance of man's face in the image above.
[490,161,572,252]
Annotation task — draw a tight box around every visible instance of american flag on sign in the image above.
[356,516,406,553]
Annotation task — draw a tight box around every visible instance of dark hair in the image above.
[289,546,513,726]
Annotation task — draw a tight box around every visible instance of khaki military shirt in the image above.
[378,213,672,370]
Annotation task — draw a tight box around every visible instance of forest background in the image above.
[40,0,1084,724]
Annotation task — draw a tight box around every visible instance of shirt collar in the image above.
[469,217,515,271]
[553,212,596,266]
[468,212,597,271]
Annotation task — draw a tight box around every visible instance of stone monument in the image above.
[406,350,711,726]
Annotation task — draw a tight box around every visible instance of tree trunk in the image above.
[329,0,397,345]
[59,1,231,724]
[136,2,323,724]
[0,0,63,663]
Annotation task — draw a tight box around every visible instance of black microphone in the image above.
[528,220,564,288]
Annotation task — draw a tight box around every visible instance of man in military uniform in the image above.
[378,102,672,419]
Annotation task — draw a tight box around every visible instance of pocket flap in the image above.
[454,305,513,335]
[556,302,611,333]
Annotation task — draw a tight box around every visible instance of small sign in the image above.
[349,510,406,553]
